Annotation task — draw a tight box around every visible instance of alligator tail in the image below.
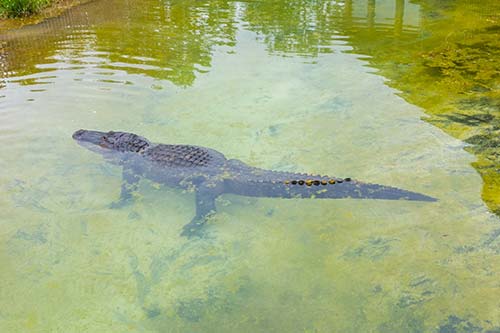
[302,181,437,201]
[228,178,436,202]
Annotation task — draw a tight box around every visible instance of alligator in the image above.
[72,129,436,236]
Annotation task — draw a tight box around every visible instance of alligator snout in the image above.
[72,129,108,145]
[72,129,86,140]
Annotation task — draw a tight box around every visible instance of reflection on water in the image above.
[0,0,499,332]
[0,0,238,86]
[1,0,423,82]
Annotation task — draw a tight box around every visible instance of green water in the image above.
[0,0,499,332]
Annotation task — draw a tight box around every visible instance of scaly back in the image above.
[143,144,214,168]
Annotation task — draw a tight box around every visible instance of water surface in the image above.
[1,0,499,332]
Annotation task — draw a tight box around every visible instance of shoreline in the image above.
[0,0,94,32]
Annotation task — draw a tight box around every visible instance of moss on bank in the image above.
[0,0,50,17]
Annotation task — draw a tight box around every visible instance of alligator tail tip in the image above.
[408,192,437,202]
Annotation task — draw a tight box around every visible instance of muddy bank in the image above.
[0,0,94,32]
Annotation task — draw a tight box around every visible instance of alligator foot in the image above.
[181,183,221,238]
[181,222,205,238]
[180,213,214,238]
[108,166,140,209]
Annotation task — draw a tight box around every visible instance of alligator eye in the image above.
[329,179,336,184]
[298,180,305,185]
[345,177,351,182]
[337,179,343,183]
[313,180,320,186]
[284,180,290,185]
[321,180,327,185]
[305,180,313,186]
[291,180,298,185]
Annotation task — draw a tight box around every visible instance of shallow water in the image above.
[0,0,499,332]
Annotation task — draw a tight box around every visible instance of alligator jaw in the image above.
[72,129,113,157]
[72,129,106,145]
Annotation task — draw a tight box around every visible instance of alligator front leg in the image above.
[109,166,141,209]
[181,182,222,237]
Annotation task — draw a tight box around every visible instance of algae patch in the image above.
[347,0,500,215]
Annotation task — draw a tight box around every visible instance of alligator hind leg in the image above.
[109,166,141,209]
[181,182,221,237]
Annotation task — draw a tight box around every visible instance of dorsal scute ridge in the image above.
[144,144,213,167]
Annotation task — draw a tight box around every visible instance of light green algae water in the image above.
[0,0,499,332]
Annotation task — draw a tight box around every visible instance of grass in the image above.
[0,0,51,17]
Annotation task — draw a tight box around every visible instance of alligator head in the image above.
[72,129,150,157]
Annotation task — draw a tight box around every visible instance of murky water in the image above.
[1,0,499,332]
